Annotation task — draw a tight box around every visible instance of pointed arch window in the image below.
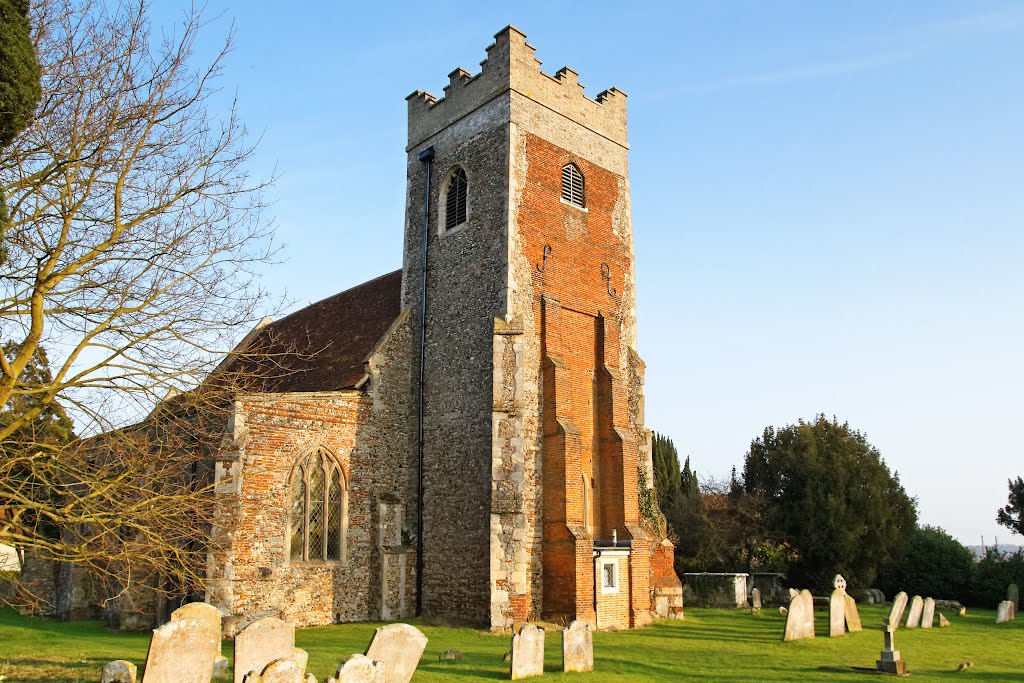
[561,163,585,208]
[442,167,468,232]
[288,448,348,563]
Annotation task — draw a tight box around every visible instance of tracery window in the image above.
[289,448,347,563]
[442,166,468,231]
[561,163,585,208]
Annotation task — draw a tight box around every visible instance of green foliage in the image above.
[971,548,1024,608]
[742,415,917,591]
[1,342,75,451]
[637,465,665,537]
[652,432,682,506]
[878,526,975,602]
[997,477,1024,536]
[0,0,41,147]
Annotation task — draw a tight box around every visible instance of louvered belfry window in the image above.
[562,163,585,207]
[444,167,468,230]
[288,448,347,563]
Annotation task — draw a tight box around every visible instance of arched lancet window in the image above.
[442,166,468,232]
[289,448,347,563]
[561,163,585,208]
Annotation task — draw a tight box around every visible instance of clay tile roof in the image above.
[230,269,403,393]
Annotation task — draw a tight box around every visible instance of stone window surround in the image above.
[285,445,349,566]
[438,164,470,236]
[600,556,620,594]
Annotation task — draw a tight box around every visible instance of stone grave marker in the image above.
[364,623,427,683]
[336,654,385,683]
[905,595,924,628]
[789,588,799,600]
[291,648,309,674]
[510,623,545,680]
[995,600,1012,623]
[141,616,219,683]
[829,575,847,637]
[888,592,908,630]
[843,594,862,632]
[751,587,762,609]
[101,660,138,683]
[234,617,295,683]
[783,589,815,641]
[561,620,593,673]
[258,659,304,683]
[939,613,951,627]
[876,618,905,675]
[1009,583,1020,610]
[921,597,935,628]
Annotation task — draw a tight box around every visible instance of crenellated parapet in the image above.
[407,25,628,151]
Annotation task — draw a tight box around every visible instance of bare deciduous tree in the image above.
[0,0,277,613]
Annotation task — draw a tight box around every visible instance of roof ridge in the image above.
[268,268,402,330]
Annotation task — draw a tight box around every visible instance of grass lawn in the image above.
[1,605,1021,682]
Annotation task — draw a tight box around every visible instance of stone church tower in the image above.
[404,26,665,630]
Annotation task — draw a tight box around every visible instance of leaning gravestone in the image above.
[921,597,936,628]
[905,595,924,628]
[364,623,428,683]
[844,594,862,632]
[789,588,799,600]
[101,660,138,683]
[562,620,593,673]
[336,654,385,683]
[751,587,762,609]
[783,589,815,641]
[995,600,1013,624]
[291,648,309,674]
[234,617,295,683]
[141,616,219,683]
[829,575,847,637]
[257,659,304,683]
[888,592,908,630]
[939,613,951,627]
[171,601,224,660]
[1009,583,1020,610]
[511,623,545,680]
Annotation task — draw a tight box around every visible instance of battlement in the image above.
[407,26,628,151]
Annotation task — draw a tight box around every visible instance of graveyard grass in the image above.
[1,605,1022,682]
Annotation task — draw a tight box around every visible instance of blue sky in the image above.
[163,1,1023,546]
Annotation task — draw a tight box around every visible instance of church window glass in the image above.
[561,163,585,207]
[288,448,347,563]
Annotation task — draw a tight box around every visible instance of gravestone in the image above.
[876,618,905,675]
[751,587,762,609]
[939,613,951,627]
[101,660,138,683]
[141,616,219,683]
[172,602,224,655]
[510,623,545,680]
[561,620,593,673]
[1009,583,1020,610]
[258,659,305,683]
[234,617,295,683]
[292,648,309,674]
[844,594,862,632]
[905,595,924,628]
[789,588,799,600]
[829,587,846,637]
[921,597,935,628]
[364,623,427,683]
[336,654,385,683]
[783,589,815,641]
[995,600,1012,624]
[888,592,908,629]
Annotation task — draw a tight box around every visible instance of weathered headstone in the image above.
[364,623,427,683]
[843,594,862,632]
[510,623,545,680]
[304,675,316,683]
[259,659,304,683]
[888,592,908,629]
[214,655,230,679]
[291,648,309,674]
[141,616,219,683]
[101,660,138,683]
[336,654,385,683]
[561,620,593,673]
[939,613,951,627]
[876,618,905,675]
[829,587,846,637]
[921,597,935,628]
[234,617,295,683]
[995,600,1012,624]
[783,589,815,641]
[751,587,762,609]
[905,595,924,628]
[789,588,799,600]
[1009,583,1020,610]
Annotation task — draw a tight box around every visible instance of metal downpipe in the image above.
[415,146,434,617]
